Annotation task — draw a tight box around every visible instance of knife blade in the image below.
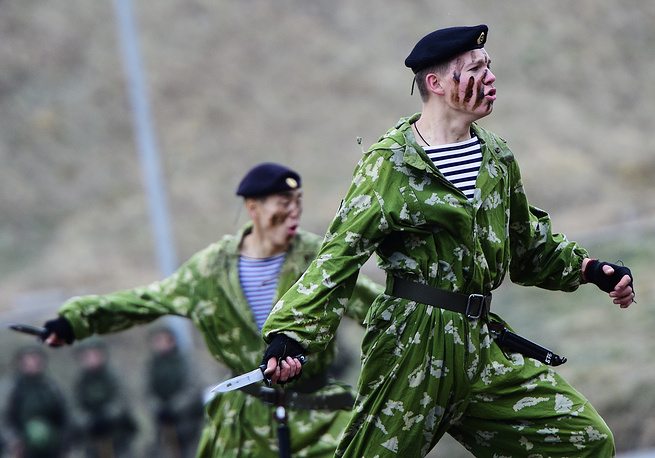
[209,365,266,394]
[209,355,307,394]
[8,323,49,340]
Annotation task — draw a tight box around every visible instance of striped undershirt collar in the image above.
[424,136,482,201]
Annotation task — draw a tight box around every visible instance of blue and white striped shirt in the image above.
[425,136,482,201]
[239,253,286,330]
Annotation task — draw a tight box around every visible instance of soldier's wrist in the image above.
[43,316,76,344]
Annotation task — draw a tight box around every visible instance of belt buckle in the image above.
[465,294,486,319]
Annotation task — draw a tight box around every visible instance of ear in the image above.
[244,198,259,219]
[425,73,445,96]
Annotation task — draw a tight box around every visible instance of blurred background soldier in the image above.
[42,162,382,457]
[72,339,137,458]
[4,346,69,458]
[146,326,203,458]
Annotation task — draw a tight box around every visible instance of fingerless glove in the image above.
[584,260,633,293]
[262,334,305,384]
[43,316,75,344]
[262,334,305,364]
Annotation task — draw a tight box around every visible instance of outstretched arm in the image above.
[42,245,218,346]
[261,150,395,383]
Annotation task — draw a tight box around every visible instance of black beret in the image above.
[236,162,301,198]
[405,24,488,73]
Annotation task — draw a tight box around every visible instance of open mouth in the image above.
[486,88,497,100]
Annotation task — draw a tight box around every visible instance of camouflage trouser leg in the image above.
[197,387,354,458]
[336,300,614,457]
[449,342,615,457]
[337,301,486,457]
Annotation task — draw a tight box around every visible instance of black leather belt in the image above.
[239,384,355,411]
[388,277,491,319]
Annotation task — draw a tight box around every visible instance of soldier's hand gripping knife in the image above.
[262,334,305,385]
[41,316,75,346]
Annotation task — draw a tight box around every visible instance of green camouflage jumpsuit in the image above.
[263,114,615,457]
[58,224,382,457]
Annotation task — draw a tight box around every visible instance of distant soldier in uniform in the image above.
[41,162,383,457]
[72,339,137,458]
[146,326,203,458]
[5,346,69,458]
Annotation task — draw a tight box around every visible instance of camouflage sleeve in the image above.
[263,150,395,353]
[507,158,588,291]
[59,247,214,340]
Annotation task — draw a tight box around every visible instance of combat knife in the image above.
[209,355,306,394]
[8,323,49,341]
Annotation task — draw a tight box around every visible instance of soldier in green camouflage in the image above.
[42,163,382,457]
[146,326,203,458]
[262,25,635,457]
[5,346,69,458]
[73,339,137,458]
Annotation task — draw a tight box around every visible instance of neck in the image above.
[240,228,288,258]
[414,104,474,146]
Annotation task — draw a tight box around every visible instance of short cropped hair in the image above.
[415,60,452,103]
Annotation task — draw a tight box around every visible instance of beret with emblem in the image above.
[405,24,488,73]
[236,162,301,198]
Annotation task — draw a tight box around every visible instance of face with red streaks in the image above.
[442,49,496,119]
[247,189,303,250]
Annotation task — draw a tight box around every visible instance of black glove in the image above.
[584,260,633,293]
[262,334,305,383]
[43,316,75,344]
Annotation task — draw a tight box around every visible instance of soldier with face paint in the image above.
[39,162,383,457]
[262,25,635,457]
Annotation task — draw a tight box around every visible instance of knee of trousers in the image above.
[586,420,616,456]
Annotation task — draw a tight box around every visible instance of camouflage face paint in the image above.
[472,69,488,110]
[463,76,475,105]
[452,57,463,83]
[451,53,492,112]
[270,210,289,227]
[451,59,464,105]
